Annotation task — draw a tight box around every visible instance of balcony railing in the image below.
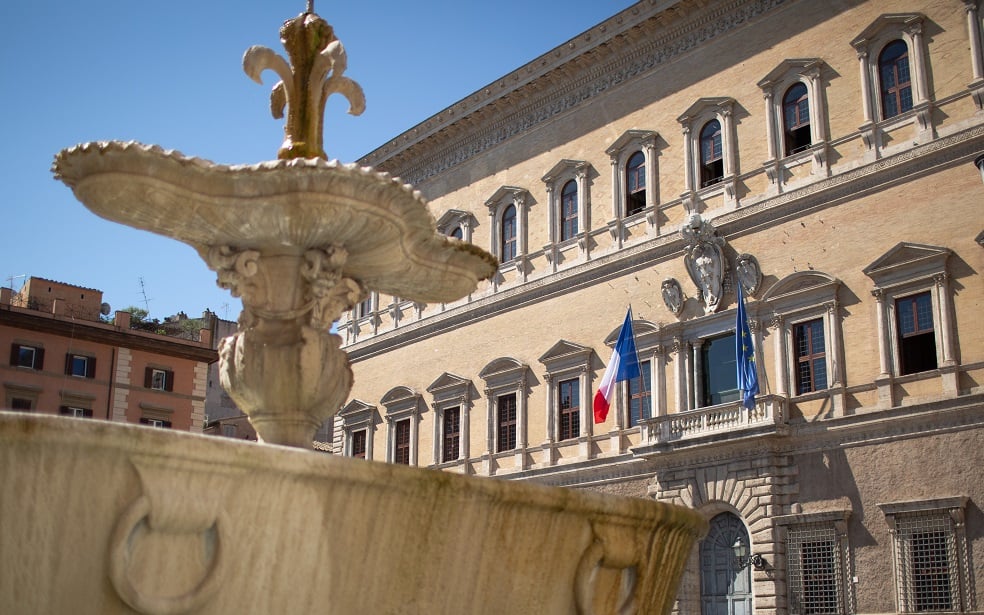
[638,394,786,448]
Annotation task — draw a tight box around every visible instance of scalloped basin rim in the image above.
[51,141,498,303]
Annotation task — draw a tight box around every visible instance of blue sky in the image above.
[1,1,635,321]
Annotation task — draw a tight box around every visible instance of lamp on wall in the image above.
[975,154,984,184]
[732,538,767,571]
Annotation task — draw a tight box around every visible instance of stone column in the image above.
[968,1,984,81]
[692,339,704,409]
[644,141,659,237]
[763,89,777,162]
[770,314,788,396]
[674,337,688,413]
[681,125,694,194]
[855,48,874,125]
[907,21,930,106]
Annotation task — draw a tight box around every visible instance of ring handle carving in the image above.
[574,538,639,615]
[108,495,225,615]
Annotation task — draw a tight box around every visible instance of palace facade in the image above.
[336,1,984,613]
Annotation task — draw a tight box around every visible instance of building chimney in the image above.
[114,310,132,329]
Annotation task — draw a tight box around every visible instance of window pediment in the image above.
[602,318,657,345]
[485,186,529,210]
[426,372,472,405]
[605,130,657,157]
[436,209,475,233]
[677,97,734,124]
[850,13,925,49]
[762,271,840,309]
[479,357,530,392]
[863,242,950,287]
[541,159,588,183]
[380,386,422,416]
[340,399,376,417]
[538,340,592,372]
[757,58,824,89]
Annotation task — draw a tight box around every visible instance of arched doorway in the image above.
[700,512,753,615]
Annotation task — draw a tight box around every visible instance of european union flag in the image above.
[736,283,759,409]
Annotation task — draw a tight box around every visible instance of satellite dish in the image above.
[100,302,112,316]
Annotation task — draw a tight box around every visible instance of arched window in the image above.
[625,151,646,216]
[699,120,724,187]
[560,180,578,240]
[501,204,517,262]
[879,39,912,119]
[783,82,811,155]
[449,226,463,240]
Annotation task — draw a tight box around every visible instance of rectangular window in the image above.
[794,319,827,394]
[60,406,93,418]
[700,333,738,407]
[10,344,43,370]
[221,424,237,438]
[145,367,174,392]
[394,419,411,465]
[351,429,367,459]
[65,354,95,378]
[497,393,517,453]
[894,512,958,612]
[139,417,172,428]
[628,360,652,426]
[442,407,461,463]
[10,398,32,411]
[787,524,842,615]
[558,378,580,441]
[896,292,937,375]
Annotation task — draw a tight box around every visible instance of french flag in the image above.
[593,308,641,423]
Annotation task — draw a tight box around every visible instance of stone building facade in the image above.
[1,278,216,431]
[335,1,984,613]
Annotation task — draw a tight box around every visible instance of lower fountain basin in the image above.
[0,412,704,614]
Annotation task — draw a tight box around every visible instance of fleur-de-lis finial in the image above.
[243,6,365,160]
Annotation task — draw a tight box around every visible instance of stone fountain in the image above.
[1,4,705,614]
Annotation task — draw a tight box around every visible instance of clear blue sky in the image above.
[1,1,635,321]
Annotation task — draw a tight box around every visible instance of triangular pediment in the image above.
[863,242,950,285]
[436,209,474,230]
[542,159,588,183]
[485,186,529,208]
[677,97,734,124]
[605,129,657,156]
[426,372,471,394]
[339,399,375,416]
[757,58,823,89]
[851,13,924,49]
[538,339,592,364]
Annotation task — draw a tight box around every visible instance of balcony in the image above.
[632,395,787,455]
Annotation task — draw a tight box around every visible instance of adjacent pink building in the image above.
[1,277,216,431]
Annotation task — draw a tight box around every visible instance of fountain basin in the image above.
[0,412,705,614]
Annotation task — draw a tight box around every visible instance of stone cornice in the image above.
[344,124,984,361]
[0,306,217,363]
[359,0,788,184]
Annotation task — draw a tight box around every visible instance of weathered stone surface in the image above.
[0,412,705,614]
